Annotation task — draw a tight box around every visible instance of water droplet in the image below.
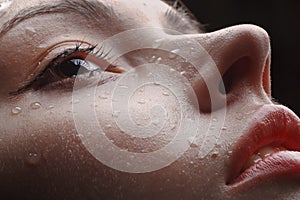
[152,38,165,48]
[168,49,180,59]
[137,100,146,104]
[47,105,54,110]
[155,57,162,64]
[212,117,217,122]
[25,26,36,35]
[221,126,227,131]
[162,92,170,96]
[30,102,41,110]
[170,68,176,72]
[26,152,41,166]
[180,60,190,68]
[149,55,156,63]
[139,88,145,93]
[180,71,187,75]
[211,152,219,159]
[190,47,196,54]
[188,136,198,148]
[119,85,129,89]
[11,106,22,115]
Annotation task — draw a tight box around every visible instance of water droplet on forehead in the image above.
[11,106,22,115]
[30,102,41,110]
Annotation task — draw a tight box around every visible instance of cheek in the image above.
[93,83,182,153]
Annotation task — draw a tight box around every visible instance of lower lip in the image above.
[228,150,300,190]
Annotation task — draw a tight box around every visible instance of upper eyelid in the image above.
[9,43,111,96]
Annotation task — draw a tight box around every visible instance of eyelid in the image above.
[10,42,122,95]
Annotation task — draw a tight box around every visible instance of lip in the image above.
[226,104,300,191]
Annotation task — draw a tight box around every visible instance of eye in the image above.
[55,58,100,78]
[13,44,124,94]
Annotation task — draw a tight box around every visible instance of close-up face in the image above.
[0,0,299,199]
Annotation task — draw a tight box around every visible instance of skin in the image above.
[0,0,299,199]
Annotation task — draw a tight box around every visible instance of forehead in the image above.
[0,0,172,37]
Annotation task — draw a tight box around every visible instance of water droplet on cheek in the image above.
[211,152,219,159]
[152,38,165,48]
[30,102,41,110]
[26,152,42,166]
[11,106,22,115]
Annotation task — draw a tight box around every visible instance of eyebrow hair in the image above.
[0,0,116,37]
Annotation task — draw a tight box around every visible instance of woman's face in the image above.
[0,0,299,199]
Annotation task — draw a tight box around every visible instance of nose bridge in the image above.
[182,24,272,112]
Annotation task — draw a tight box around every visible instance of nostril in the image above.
[218,56,253,95]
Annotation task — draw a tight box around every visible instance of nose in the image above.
[187,24,271,112]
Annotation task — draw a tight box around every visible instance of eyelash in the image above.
[165,0,205,33]
[13,43,119,94]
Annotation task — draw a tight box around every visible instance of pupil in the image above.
[58,59,89,77]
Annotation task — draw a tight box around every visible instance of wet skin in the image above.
[0,0,299,199]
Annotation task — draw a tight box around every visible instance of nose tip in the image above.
[191,24,271,112]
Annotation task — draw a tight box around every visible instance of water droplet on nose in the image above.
[11,106,22,115]
[30,102,41,110]
[152,38,165,48]
[168,49,180,59]
[26,152,41,166]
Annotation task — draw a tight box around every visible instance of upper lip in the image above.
[226,104,300,190]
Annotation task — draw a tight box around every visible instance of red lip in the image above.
[226,104,300,191]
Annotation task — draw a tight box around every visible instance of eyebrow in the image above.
[0,0,116,37]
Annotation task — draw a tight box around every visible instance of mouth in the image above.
[226,104,300,191]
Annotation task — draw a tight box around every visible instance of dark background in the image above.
[183,0,300,115]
